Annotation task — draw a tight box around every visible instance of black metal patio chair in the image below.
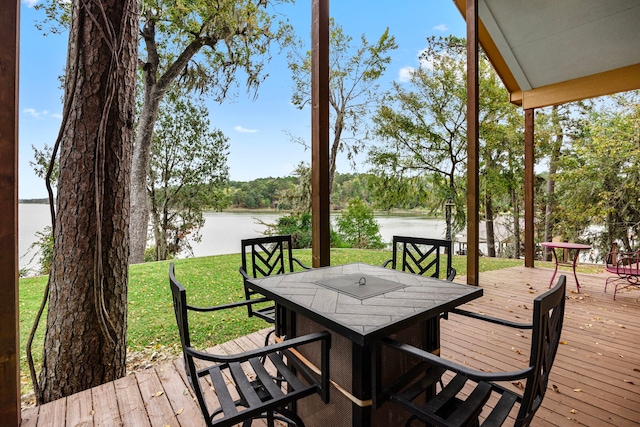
[169,263,330,427]
[239,235,310,339]
[372,275,566,427]
[382,236,457,281]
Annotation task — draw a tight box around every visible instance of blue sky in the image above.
[18,0,466,199]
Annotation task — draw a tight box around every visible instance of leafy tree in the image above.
[264,212,313,249]
[33,0,296,263]
[336,198,384,249]
[37,0,138,403]
[126,0,295,263]
[478,58,523,257]
[275,162,313,214]
[535,103,587,260]
[147,88,230,261]
[369,36,468,236]
[288,19,397,192]
[554,92,640,257]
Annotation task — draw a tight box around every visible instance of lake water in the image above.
[18,204,446,272]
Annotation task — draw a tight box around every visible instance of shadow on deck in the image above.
[21,266,640,427]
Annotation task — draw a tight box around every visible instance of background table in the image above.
[248,263,482,427]
[541,241,591,292]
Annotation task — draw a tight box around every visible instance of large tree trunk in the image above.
[543,105,562,261]
[129,19,203,264]
[129,86,163,264]
[39,0,138,403]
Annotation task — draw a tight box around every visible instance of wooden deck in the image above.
[21,266,640,426]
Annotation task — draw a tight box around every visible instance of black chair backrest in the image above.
[390,236,453,279]
[241,235,296,278]
[517,275,566,425]
[169,263,192,350]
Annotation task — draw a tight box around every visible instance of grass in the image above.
[18,249,603,397]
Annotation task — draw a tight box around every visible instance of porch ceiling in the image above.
[454,0,640,109]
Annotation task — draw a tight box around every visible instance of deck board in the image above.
[91,380,120,427]
[65,388,93,427]
[114,373,151,427]
[135,368,180,427]
[21,266,640,426]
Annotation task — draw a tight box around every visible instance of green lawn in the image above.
[18,249,603,396]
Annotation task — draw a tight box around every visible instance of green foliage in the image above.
[147,87,230,261]
[336,198,384,249]
[369,36,469,231]
[139,0,294,100]
[264,212,313,249]
[24,226,54,276]
[274,162,312,214]
[288,19,397,190]
[554,92,640,257]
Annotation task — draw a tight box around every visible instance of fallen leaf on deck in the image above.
[512,381,524,389]
[552,384,560,393]
[175,408,184,415]
[619,325,627,329]
[624,380,634,384]
[570,409,578,414]
[634,368,640,372]
[560,341,568,345]
[152,391,164,397]
[573,389,582,392]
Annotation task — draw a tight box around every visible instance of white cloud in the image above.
[23,108,44,118]
[234,125,258,133]
[397,67,414,83]
[433,24,449,32]
[23,108,61,119]
[22,0,40,7]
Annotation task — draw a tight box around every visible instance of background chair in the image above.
[373,275,566,427]
[239,235,310,328]
[605,244,640,300]
[382,235,456,281]
[170,263,330,427]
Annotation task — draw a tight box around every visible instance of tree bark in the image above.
[39,0,138,403]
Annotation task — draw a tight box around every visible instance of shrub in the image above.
[336,198,385,249]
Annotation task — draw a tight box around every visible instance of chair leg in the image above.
[264,328,275,346]
[276,407,306,427]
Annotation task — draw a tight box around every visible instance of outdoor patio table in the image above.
[246,262,482,427]
[541,241,591,293]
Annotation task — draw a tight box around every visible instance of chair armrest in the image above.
[238,266,251,281]
[446,267,457,281]
[377,337,532,383]
[186,331,331,365]
[186,297,270,313]
[381,259,392,268]
[292,257,311,270]
[450,308,533,329]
